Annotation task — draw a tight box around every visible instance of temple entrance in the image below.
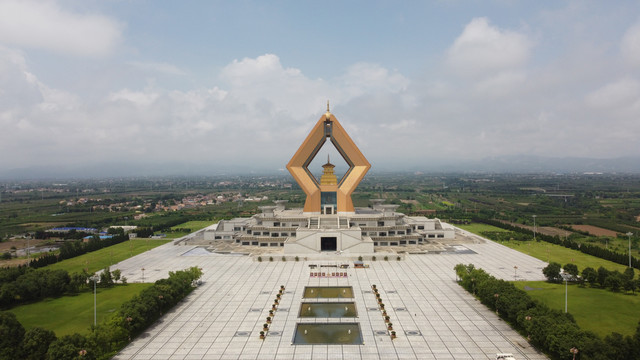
[321,237,337,251]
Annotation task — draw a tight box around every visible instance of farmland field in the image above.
[571,224,619,237]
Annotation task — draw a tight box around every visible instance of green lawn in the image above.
[47,239,171,274]
[515,281,640,337]
[459,223,632,274]
[499,240,634,275]
[170,220,214,231]
[6,283,152,336]
[159,220,215,239]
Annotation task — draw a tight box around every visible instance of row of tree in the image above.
[476,218,640,270]
[0,267,124,309]
[0,267,203,360]
[455,263,640,360]
[543,262,638,293]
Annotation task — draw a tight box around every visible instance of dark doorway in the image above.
[321,237,337,251]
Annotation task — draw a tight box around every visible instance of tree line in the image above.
[0,267,203,360]
[455,263,640,359]
[543,262,638,294]
[0,266,124,309]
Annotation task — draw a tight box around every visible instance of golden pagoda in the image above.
[320,155,338,185]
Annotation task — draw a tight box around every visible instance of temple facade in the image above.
[204,105,454,254]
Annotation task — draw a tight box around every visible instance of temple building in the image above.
[204,104,454,254]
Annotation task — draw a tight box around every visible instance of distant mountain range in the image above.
[1,155,639,180]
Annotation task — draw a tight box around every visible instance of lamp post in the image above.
[627,232,634,268]
[532,215,537,241]
[570,347,579,360]
[562,273,569,313]
[90,275,100,327]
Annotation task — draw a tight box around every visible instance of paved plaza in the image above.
[114,229,548,359]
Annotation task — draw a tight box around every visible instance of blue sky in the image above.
[1,1,640,175]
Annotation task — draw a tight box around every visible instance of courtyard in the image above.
[113,229,548,359]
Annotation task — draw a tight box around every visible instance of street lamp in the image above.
[570,347,579,360]
[627,232,634,268]
[561,272,570,313]
[532,215,537,241]
[90,275,100,327]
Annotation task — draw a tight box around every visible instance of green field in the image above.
[515,281,640,337]
[170,220,214,231]
[6,283,152,336]
[459,223,632,274]
[47,239,171,274]
[457,223,510,234]
[155,220,215,239]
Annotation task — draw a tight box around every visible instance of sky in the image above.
[1,0,640,177]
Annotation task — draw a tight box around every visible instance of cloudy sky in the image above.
[1,1,639,176]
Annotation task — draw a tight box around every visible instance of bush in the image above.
[542,262,562,283]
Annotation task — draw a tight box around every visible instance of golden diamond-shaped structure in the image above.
[287,103,370,214]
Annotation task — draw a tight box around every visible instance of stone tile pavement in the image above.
[113,233,548,359]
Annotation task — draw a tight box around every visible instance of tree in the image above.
[112,269,122,284]
[543,262,562,283]
[581,267,597,286]
[100,267,114,287]
[22,327,56,360]
[0,312,25,360]
[624,267,635,281]
[597,266,610,288]
[624,276,636,293]
[563,263,579,278]
[68,272,87,294]
[605,271,623,292]
[47,333,95,360]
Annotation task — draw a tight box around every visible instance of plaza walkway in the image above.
[113,234,548,359]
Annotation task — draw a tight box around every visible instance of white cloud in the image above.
[447,17,532,78]
[127,62,188,76]
[340,63,409,97]
[0,0,123,57]
[108,89,160,107]
[585,78,640,109]
[621,22,640,66]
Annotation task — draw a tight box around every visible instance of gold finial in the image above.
[325,100,331,120]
